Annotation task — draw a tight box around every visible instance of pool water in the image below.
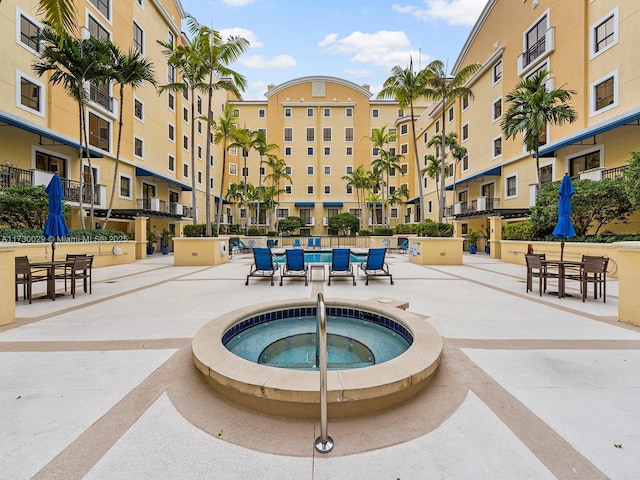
[272,251,367,264]
[224,315,410,370]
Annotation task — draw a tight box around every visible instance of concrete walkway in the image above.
[2,252,638,479]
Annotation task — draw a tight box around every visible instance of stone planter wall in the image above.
[173,236,230,266]
[408,236,464,265]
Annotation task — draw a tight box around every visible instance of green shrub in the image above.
[248,227,263,236]
[416,220,453,237]
[372,227,394,236]
[503,221,534,240]
[393,223,416,234]
[357,229,371,236]
[266,230,278,237]
[183,224,205,237]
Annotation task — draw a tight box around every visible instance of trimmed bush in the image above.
[357,229,371,236]
[372,227,394,236]
[416,220,453,237]
[503,221,534,241]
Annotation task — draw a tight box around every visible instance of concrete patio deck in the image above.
[2,252,639,479]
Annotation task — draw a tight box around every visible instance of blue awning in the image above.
[295,202,315,207]
[407,196,421,204]
[445,166,502,190]
[0,109,104,158]
[538,108,640,157]
[136,166,193,192]
[323,201,343,207]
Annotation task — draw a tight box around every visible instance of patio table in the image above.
[542,259,583,298]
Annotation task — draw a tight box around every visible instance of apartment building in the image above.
[0,0,229,236]
[416,0,640,235]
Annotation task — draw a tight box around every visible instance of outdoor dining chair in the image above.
[280,249,308,286]
[63,255,94,298]
[15,256,48,304]
[524,253,554,296]
[580,256,609,302]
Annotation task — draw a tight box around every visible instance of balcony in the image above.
[89,84,115,113]
[580,165,627,181]
[518,27,554,76]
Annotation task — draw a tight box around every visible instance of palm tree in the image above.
[372,149,404,226]
[212,103,242,235]
[263,157,292,232]
[184,16,249,236]
[33,27,111,229]
[422,60,481,221]
[341,165,369,229]
[421,154,450,212]
[364,125,398,226]
[378,58,435,223]
[37,0,76,34]
[103,45,156,230]
[254,133,279,231]
[501,68,577,193]
[225,182,245,227]
[426,132,461,215]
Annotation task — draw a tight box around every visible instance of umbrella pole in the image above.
[51,239,55,262]
[560,238,565,261]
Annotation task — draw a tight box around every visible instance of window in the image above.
[592,72,617,113]
[306,127,315,142]
[229,163,237,175]
[346,185,353,194]
[168,92,175,110]
[19,76,43,113]
[346,166,353,175]
[400,163,408,175]
[390,208,398,219]
[323,108,331,117]
[346,146,353,156]
[134,137,143,157]
[400,144,408,155]
[134,99,143,120]
[88,15,110,40]
[423,132,428,143]
[506,175,517,198]
[183,107,189,123]
[284,107,292,117]
[210,177,214,189]
[427,200,432,213]
[307,185,314,195]
[448,106,454,122]
[284,185,292,195]
[183,135,189,151]
[539,164,553,185]
[400,124,408,135]
[197,171,203,184]
[324,166,331,175]
[167,30,174,46]
[493,60,502,84]
[307,166,314,175]
[592,9,618,56]
[345,127,354,142]
[323,147,331,156]
[462,155,469,171]
[345,108,353,117]
[197,145,202,159]
[168,124,175,141]
[35,151,66,177]
[197,121,202,134]
[167,65,175,84]
[233,109,240,118]
[259,166,265,176]
[258,109,265,118]
[307,147,314,156]
[183,163,189,178]
[493,136,503,158]
[569,150,600,177]
[462,94,469,110]
[133,22,144,53]
[284,127,293,142]
[168,155,175,172]
[277,208,289,218]
[397,109,403,117]
[462,123,469,141]
[284,146,292,156]
[88,112,110,151]
[323,128,332,142]
[183,89,189,101]
[372,109,379,118]
[119,175,131,198]
[196,96,202,114]
[372,147,379,156]
[324,185,331,195]
[523,14,548,69]
[307,108,314,117]
[239,208,247,219]
[492,98,502,121]
[435,120,440,133]
[89,0,110,19]
[19,14,41,52]
[285,166,292,175]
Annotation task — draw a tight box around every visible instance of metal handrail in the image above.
[314,293,334,453]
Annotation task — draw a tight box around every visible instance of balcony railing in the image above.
[448,197,501,217]
[89,84,114,112]
[518,28,554,75]
[0,165,32,188]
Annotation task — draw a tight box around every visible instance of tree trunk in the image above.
[410,101,425,223]
[103,83,125,230]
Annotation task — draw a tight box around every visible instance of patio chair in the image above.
[398,238,409,253]
[280,249,308,286]
[524,254,553,296]
[293,238,301,249]
[245,248,278,286]
[314,237,321,249]
[307,237,314,249]
[59,254,94,298]
[328,248,355,286]
[359,248,394,285]
[580,256,609,302]
[15,256,48,304]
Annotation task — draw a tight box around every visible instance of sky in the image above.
[180,0,488,101]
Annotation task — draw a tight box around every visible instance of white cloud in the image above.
[241,80,269,100]
[319,30,423,70]
[218,28,263,47]
[392,0,485,27]
[221,0,258,6]
[239,54,297,70]
[342,68,371,79]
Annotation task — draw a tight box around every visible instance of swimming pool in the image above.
[272,250,367,264]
